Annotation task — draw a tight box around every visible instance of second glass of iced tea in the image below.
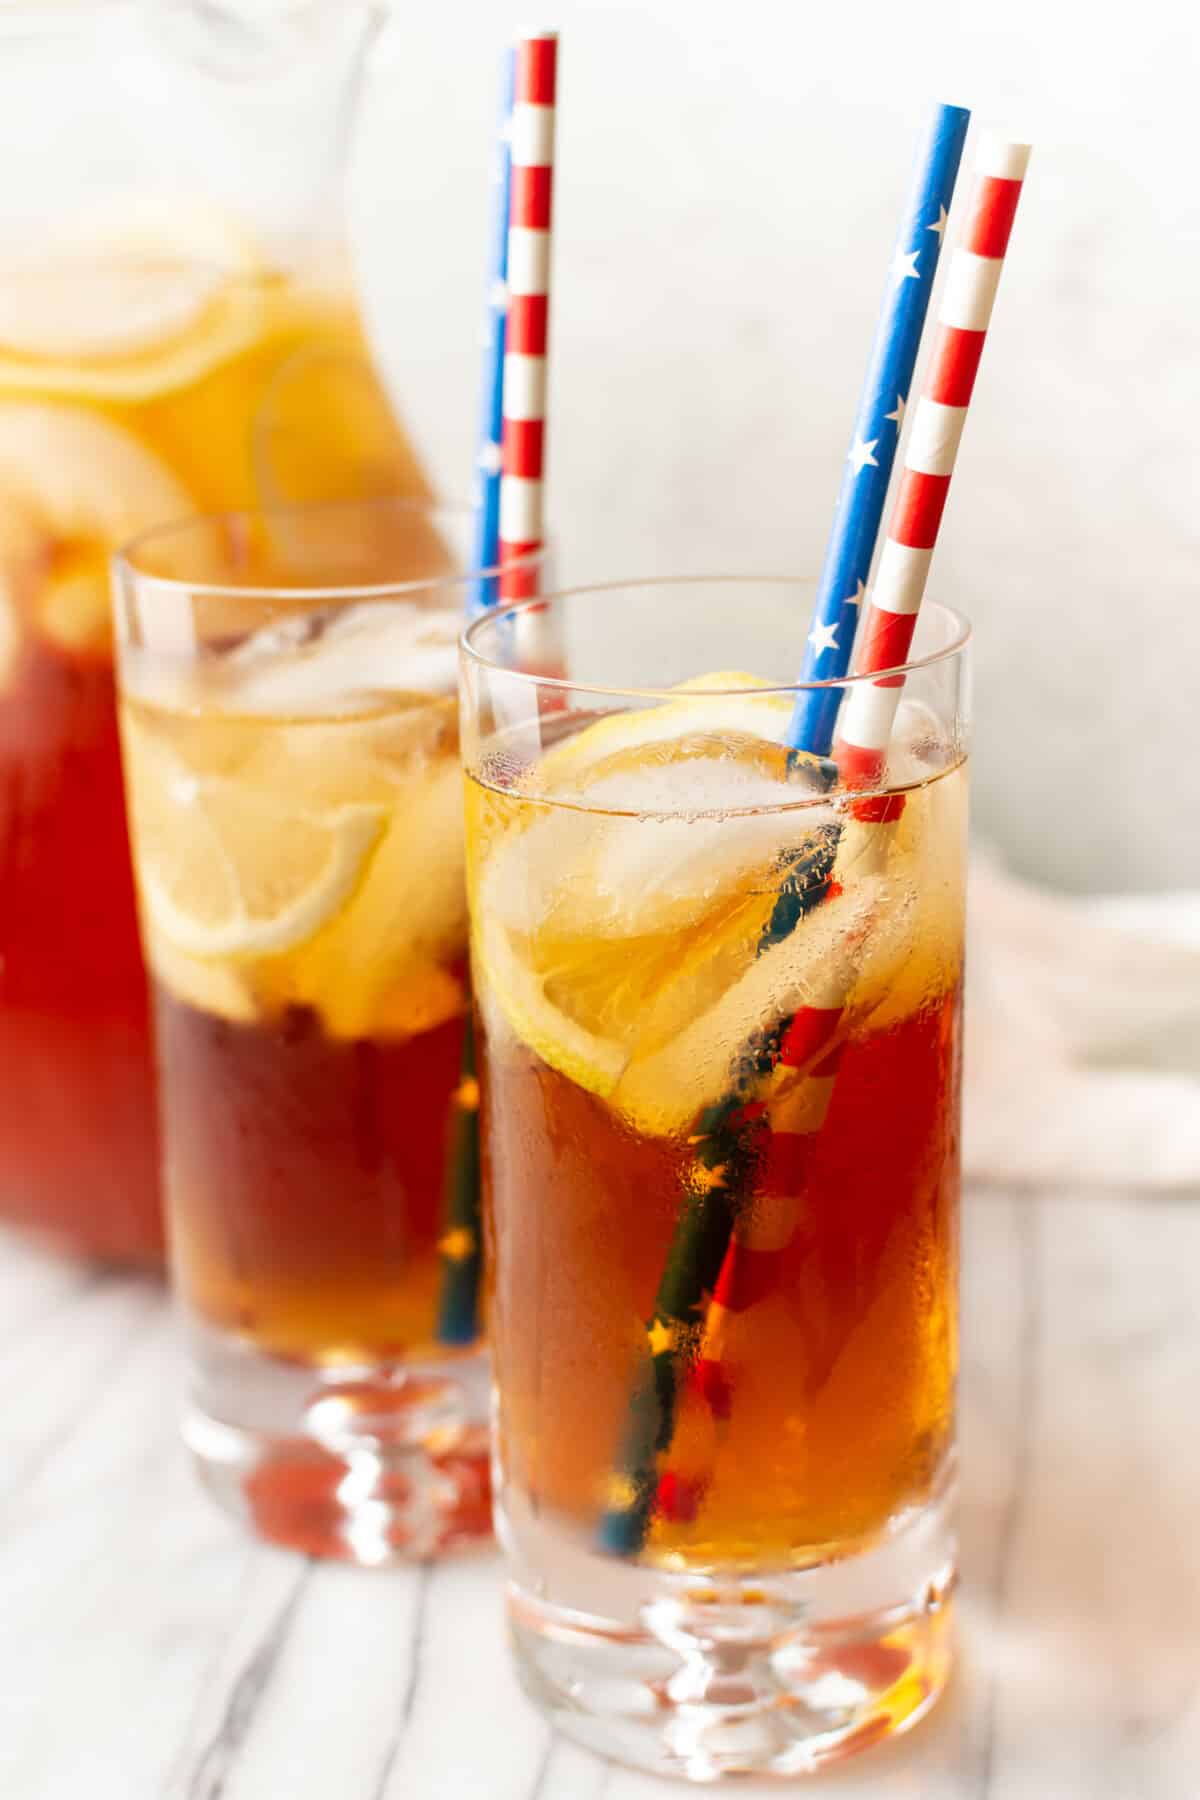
[462,579,969,1778]
[115,499,539,1562]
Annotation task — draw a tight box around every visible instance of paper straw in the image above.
[835,134,1032,782]
[600,134,1031,1553]
[787,102,969,758]
[436,1025,483,1346]
[498,30,557,604]
[468,48,516,616]
[435,50,519,1349]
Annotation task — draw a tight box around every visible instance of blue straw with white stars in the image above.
[787,101,970,756]
[468,47,516,615]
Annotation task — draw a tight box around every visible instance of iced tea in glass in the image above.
[462,578,968,1778]
[115,501,536,1560]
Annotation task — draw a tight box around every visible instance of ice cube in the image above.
[877,696,957,788]
[486,730,836,944]
[219,601,460,715]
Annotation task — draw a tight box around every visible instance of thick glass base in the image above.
[504,1469,956,1781]
[184,1320,491,1563]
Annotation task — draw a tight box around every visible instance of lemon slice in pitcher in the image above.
[0,404,193,660]
[0,205,268,402]
[126,731,387,962]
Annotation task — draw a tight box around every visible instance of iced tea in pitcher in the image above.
[0,0,430,1260]
[0,249,427,1261]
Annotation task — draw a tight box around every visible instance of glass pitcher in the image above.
[0,1,428,1262]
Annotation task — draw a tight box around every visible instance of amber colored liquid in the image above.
[0,266,429,1260]
[0,639,158,1258]
[157,990,464,1361]
[483,986,961,1565]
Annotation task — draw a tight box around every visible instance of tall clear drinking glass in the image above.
[115,498,541,1562]
[462,578,969,1779]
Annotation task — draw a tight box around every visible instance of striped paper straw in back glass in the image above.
[499,31,557,604]
[467,48,516,617]
[437,47,520,1349]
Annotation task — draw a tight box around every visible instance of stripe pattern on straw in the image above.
[657,134,1030,1528]
[837,135,1031,790]
[468,48,516,616]
[605,135,1030,1552]
[499,32,557,603]
[787,102,970,759]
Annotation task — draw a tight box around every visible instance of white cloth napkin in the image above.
[965,855,1200,1189]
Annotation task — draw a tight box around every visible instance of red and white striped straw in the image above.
[658,135,1031,1526]
[498,30,557,603]
[835,134,1031,786]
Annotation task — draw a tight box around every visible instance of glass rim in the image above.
[113,494,547,603]
[461,578,971,701]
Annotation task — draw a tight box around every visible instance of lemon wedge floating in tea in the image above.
[124,728,387,963]
[471,676,840,1132]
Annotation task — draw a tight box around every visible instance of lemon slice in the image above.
[475,843,831,1127]
[0,404,192,658]
[473,918,628,1098]
[127,733,387,962]
[473,687,838,1121]
[0,271,268,406]
[0,203,268,400]
[143,926,260,1027]
[533,671,791,789]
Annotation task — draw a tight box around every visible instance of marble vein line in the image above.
[529,1740,613,1800]
[0,1287,160,1509]
[371,1563,430,1800]
[975,1191,1041,1800]
[183,1562,313,1800]
[526,1735,559,1800]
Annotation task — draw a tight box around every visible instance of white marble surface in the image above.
[1,1185,1197,1798]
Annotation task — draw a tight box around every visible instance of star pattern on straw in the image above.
[889,247,921,284]
[647,1317,677,1358]
[848,435,879,474]
[845,580,866,608]
[439,1225,477,1263]
[690,1161,729,1196]
[477,440,503,476]
[928,204,949,241]
[488,277,509,310]
[604,1472,638,1513]
[454,1075,481,1112]
[885,394,907,428]
[808,620,839,658]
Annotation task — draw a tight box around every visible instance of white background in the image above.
[355,0,1200,893]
